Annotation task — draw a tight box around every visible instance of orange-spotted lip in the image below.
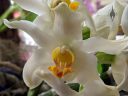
[49,46,75,78]
[48,65,73,78]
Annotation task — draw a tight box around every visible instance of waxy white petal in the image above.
[93,4,112,29]
[23,49,51,89]
[4,19,55,48]
[117,0,128,6]
[113,53,128,91]
[13,0,49,15]
[84,37,128,55]
[53,2,82,42]
[33,15,53,34]
[94,26,110,39]
[82,80,120,96]
[36,70,78,96]
[107,15,119,40]
[77,0,96,35]
[113,0,125,22]
[121,5,128,36]
[69,41,100,84]
[93,0,124,39]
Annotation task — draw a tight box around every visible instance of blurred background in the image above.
[0,0,125,96]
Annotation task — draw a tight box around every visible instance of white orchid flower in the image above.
[92,0,125,39]
[37,72,121,96]
[82,3,128,93]
[83,37,128,92]
[12,0,50,16]
[111,5,128,90]
[35,68,121,96]
[85,5,128,92]
[33,70,120,96]
[4,0,100,90]
[12,0,96,34]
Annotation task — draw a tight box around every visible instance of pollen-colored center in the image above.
[48,46,75,78]
[51,0,79,11]
[64,0,80,11]
[69,2,80,11]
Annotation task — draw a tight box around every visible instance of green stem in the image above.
[0,5,19,32]
[0,5,19,20]
[27,82,43,96]
[0,25,7,32]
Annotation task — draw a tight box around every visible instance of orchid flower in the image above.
[36,71,122,96]
[82,36,128,92]
[4,0,100,91]
[34,64,122,96]
[92,0,126,39]
[112,5,128,92]
[29,69,121,96]
[84,2,128,92]
[84,4,128,92]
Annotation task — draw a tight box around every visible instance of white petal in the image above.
[4,19,54,48]
[113,0,125,22]
[121,5,128,36]
[108,0,122,39]
[93,0,124,28]
[107,15,119,40]
[78,0,96,35]
[84,37,128,55]
[33,15,53,33]
[82,80,120,96]
[13,0,49,15]
[94,25,110,39]
[118,68,128,92]
[70,41,100,84]
[93,4,112,30]
[36,70,77,96]
[23,48,51,89]
[117,0,128,6]
[93,0,124,39]
[53,3,82,42]
[113,53,128,91]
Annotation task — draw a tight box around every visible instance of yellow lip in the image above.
[48,46,75,78]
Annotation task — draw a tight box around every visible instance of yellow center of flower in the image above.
[69,2,80,11]
[48,46,75,78]
[51,0,79,11]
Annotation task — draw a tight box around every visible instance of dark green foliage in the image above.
[82,26,90,40]
[96,52,116,64]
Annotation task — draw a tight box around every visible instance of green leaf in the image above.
[25,12,37,22]
[82,26,90,40]
[79,84,84,91]
[97,64,111,74]
[0,24,7,32]
[39,90,55,96]
[96,52,116,64]
[100,72,113,85]
[67,83,80,92]
[27,83,42,96]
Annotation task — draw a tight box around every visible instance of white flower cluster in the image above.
[4,0,128,96]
